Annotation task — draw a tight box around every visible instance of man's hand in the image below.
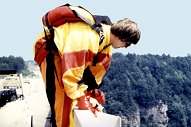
[86,89,105,104]
[77,95,100,115]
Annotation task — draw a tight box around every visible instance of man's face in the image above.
[111,36,131,49]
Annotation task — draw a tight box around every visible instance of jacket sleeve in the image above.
[89,46,112,86]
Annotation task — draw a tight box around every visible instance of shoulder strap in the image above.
[71,8,105,45]
[72,10,101,33]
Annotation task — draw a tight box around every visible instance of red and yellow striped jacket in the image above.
[33,7,112,127]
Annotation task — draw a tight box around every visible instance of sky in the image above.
[0,0,191,61]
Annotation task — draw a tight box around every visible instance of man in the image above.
[33,5,141,127]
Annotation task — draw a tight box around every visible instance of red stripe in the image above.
[62,50,95,73]
[62,93,73,127]
[34,35,51,65]
[97,53,112,70]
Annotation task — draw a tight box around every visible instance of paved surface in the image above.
[0,78,50,127]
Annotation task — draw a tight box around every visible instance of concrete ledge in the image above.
[74,109,121,127]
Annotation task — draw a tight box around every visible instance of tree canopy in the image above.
[101,53,191,127]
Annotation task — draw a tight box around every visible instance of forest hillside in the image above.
[100,53,191,127]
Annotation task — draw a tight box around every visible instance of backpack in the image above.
[42,3,106,39]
